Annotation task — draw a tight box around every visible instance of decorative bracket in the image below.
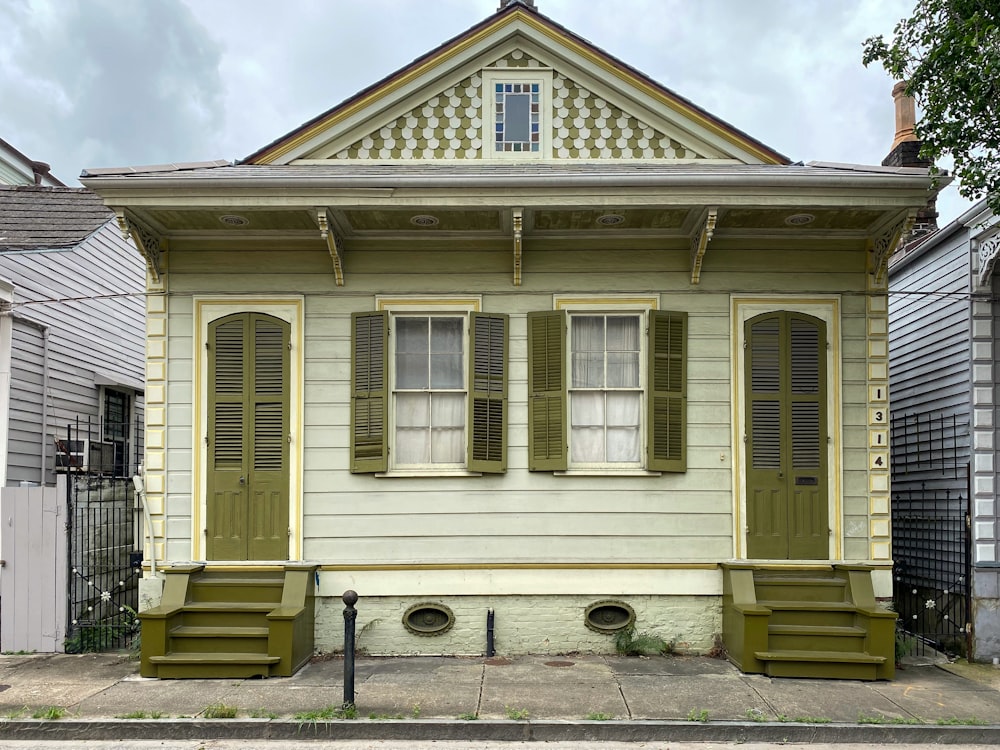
[978,233,1000,288]
[115,209,164,288]
[869,208,917,285]
[689,207,718,285]
[512,207,523,287]
[316,208,345,287]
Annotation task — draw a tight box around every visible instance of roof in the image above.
[81,160,932,190]
[0,185,113,251]
[242,3,789,166]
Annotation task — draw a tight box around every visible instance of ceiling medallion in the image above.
[219,215,250,226]
[410,214,440,227]
[596,213,625,226]
[784,213,815,226]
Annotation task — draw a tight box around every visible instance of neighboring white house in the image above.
[0,178,146,485]
[0,137,64,188]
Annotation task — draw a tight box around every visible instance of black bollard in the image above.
[342,590,358,708]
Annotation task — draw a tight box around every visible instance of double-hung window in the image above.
[351,305,508,474]
[527,303,687,473]
[570,314,643,466]
[394,316,466,467]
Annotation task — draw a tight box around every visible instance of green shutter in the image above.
[647,309,687,472]
[468,312,508,473]
[527,310,566,471]
[351,311,389,473]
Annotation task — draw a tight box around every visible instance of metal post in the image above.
[342,590,358,708]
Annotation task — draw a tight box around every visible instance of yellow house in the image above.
[83,1,933,680]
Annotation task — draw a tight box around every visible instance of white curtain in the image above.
[394,315,466,467]
[570,315,641,463]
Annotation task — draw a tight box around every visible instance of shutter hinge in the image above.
[288,528,292,537]
[205,342,210,349]
[287,434,292,443]
[288,341,292,350]
[742,341,747,349]
[204,436,209,446]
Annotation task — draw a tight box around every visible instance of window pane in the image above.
[571,316,605,387]
[570,392,605,463]
[504,93,530,142]
[396,393,430,464]
[396,318,429,389]
[606,316,640,387]
[430,318,463,388]
[606,392,641,462]
[431,393,465,463]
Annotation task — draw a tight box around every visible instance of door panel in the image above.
[207,313,290,561]
[746,312,828,560]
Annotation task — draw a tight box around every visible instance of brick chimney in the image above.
[882,81,938,237]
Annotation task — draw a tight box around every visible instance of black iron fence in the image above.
[890,412,971,658]
[59,417,144,653]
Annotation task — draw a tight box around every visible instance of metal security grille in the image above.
[890,412,971,658]
[61,416,144,653]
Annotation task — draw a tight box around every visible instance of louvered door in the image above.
[207,313,290,560]
[745,312,828,560]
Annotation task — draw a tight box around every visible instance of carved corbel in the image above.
[316,208,345,287]
[978,234,1000,288]
[512,207,523,287]
[115,210,165,287]
[689,207,718,285]
[869,208,917,285]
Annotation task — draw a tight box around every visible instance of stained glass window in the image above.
[495,82,540,152]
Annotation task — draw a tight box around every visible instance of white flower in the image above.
[100,591,111,603]
[925,599,936,609]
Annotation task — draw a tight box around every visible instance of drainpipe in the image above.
[40,328,49,484]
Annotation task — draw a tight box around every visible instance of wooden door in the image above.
[745,312,828,559]
[207,313,289,560]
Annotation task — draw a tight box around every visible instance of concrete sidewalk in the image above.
[2,651,1000,742]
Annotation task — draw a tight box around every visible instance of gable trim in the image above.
[246,7,787,167]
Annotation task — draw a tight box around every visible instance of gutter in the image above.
[80,170,941,194]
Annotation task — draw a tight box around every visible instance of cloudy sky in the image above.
[0,0,972,223]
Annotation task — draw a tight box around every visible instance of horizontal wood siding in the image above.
[0,222,146,484]
[164,245,872,567]
[888,234,971,466]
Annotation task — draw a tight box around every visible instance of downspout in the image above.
[40,327,49,485]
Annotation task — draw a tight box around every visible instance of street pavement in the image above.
[1,651,1000,743]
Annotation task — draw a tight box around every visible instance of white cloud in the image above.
[0,0,971,222]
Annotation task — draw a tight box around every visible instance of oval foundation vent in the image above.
[402,602,455,636]
[584,600,635,634]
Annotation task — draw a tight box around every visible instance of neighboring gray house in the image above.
[889,197,1000,662]
[0,184,146,485]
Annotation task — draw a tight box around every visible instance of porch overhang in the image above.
[82,160,942,288]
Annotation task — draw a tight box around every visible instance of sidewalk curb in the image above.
[2,719,1000,743]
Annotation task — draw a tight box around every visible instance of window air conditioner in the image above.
[54,439,116,473]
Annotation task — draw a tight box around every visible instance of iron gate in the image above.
[890,412,971,657]
[60,416,144,653]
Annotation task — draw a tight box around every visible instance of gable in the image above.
[326,50,708,162]
[248,6,786,166]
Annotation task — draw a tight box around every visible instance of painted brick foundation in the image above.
[314,594,721,656]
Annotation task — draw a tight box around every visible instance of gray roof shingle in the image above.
[0,185,112,251]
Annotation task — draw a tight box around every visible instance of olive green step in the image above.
[767,624,867,652]
[754,649,886,680]
[148,652,280,679]
[177,601,276,628]
[168,625,270,653]
[753,576,847,602]
[188,576,284,604]
[756,601,860,627]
